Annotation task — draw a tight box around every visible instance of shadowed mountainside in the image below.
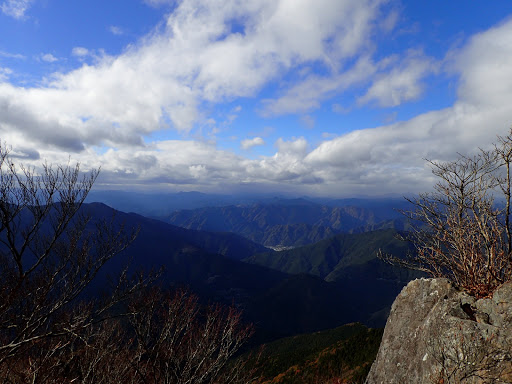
[79,203,394,340]
[245,229,422,327]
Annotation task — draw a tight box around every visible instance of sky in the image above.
[1,0,512,197]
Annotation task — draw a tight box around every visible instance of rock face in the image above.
[366,278,512,384]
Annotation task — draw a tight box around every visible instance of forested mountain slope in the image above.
[78,203,380,339]
[247,323,383,384]
[244,229,411,280]
[245,229,422,326]
[167,200,408,247]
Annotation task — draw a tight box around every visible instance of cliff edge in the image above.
[366,278,512,383]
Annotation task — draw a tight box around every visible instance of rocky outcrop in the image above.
[366,278,512,384]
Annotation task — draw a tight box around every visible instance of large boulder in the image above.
[366,278,512,383]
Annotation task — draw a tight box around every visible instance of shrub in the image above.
[381,129,512,298]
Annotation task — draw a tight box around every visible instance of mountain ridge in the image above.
[166,202,409,247]
[78,202,394,340]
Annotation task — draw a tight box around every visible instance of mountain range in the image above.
[166,197,411,247]
[80,194,419,340]
[80,203,354,340]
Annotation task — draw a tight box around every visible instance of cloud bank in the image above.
[1,1,511,196]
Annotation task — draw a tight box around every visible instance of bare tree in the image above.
[0,142,256,383]
[380,129,512,298]
[0,142,140,372]
[127,288,255,384]
[0,315,136,384]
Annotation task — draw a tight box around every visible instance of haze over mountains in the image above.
[87,191,412,246]
[84,191,418,340]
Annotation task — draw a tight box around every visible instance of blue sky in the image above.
[1,0,512,196]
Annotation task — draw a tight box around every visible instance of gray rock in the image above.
[365,278,512,384]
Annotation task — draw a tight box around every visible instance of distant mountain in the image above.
[166,200,409,247]
[79,203,381,339]
[307,197,410,218]
[6,200,420,343]
[86,190,408,234]
[84,202,268,262]
[85,190,259,218]
[258,223,338,248]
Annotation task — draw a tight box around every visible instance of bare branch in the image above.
[382,128,512,298]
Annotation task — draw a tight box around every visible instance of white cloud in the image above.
[0,67,12,81]
[41,53,58,63]
[2,1,512,196]
[358,50,438,107]
[275,137,308,157]
[261,50,438,116]
[241,137,264,150]
[1,0,34,19]
[299,19,512,195]
[260,56,376,116]
[242,137,313,185]
[71,47,89,57]
[0,50,25,59]
[95,140,247,188]
[453,19,512,109]
[300,115,315,129]
[109,26,124,36]
[0,0,392,153]
[140,18,512,194]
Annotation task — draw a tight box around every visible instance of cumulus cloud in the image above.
[453,19,512,108]
[275,137,308,157]
[241,137,265,150]
[244,137,314,185]
[3,1,512,196]
[41,53,58,63]
[71,47,89,57]
[1,0,34,19]
[152,18,512,195]
[299,19,512,195]
[91,140,247,189]
[260,57,375,116]
[261,50,437,116]
[0,0,394,154]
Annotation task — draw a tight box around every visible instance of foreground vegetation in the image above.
[244,323,383,384]
[382,128,512,298]
[5,127,511,382]
[0,143,253,383]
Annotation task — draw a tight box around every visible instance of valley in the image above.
[85,193,418,338]
[72,193,419,382]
